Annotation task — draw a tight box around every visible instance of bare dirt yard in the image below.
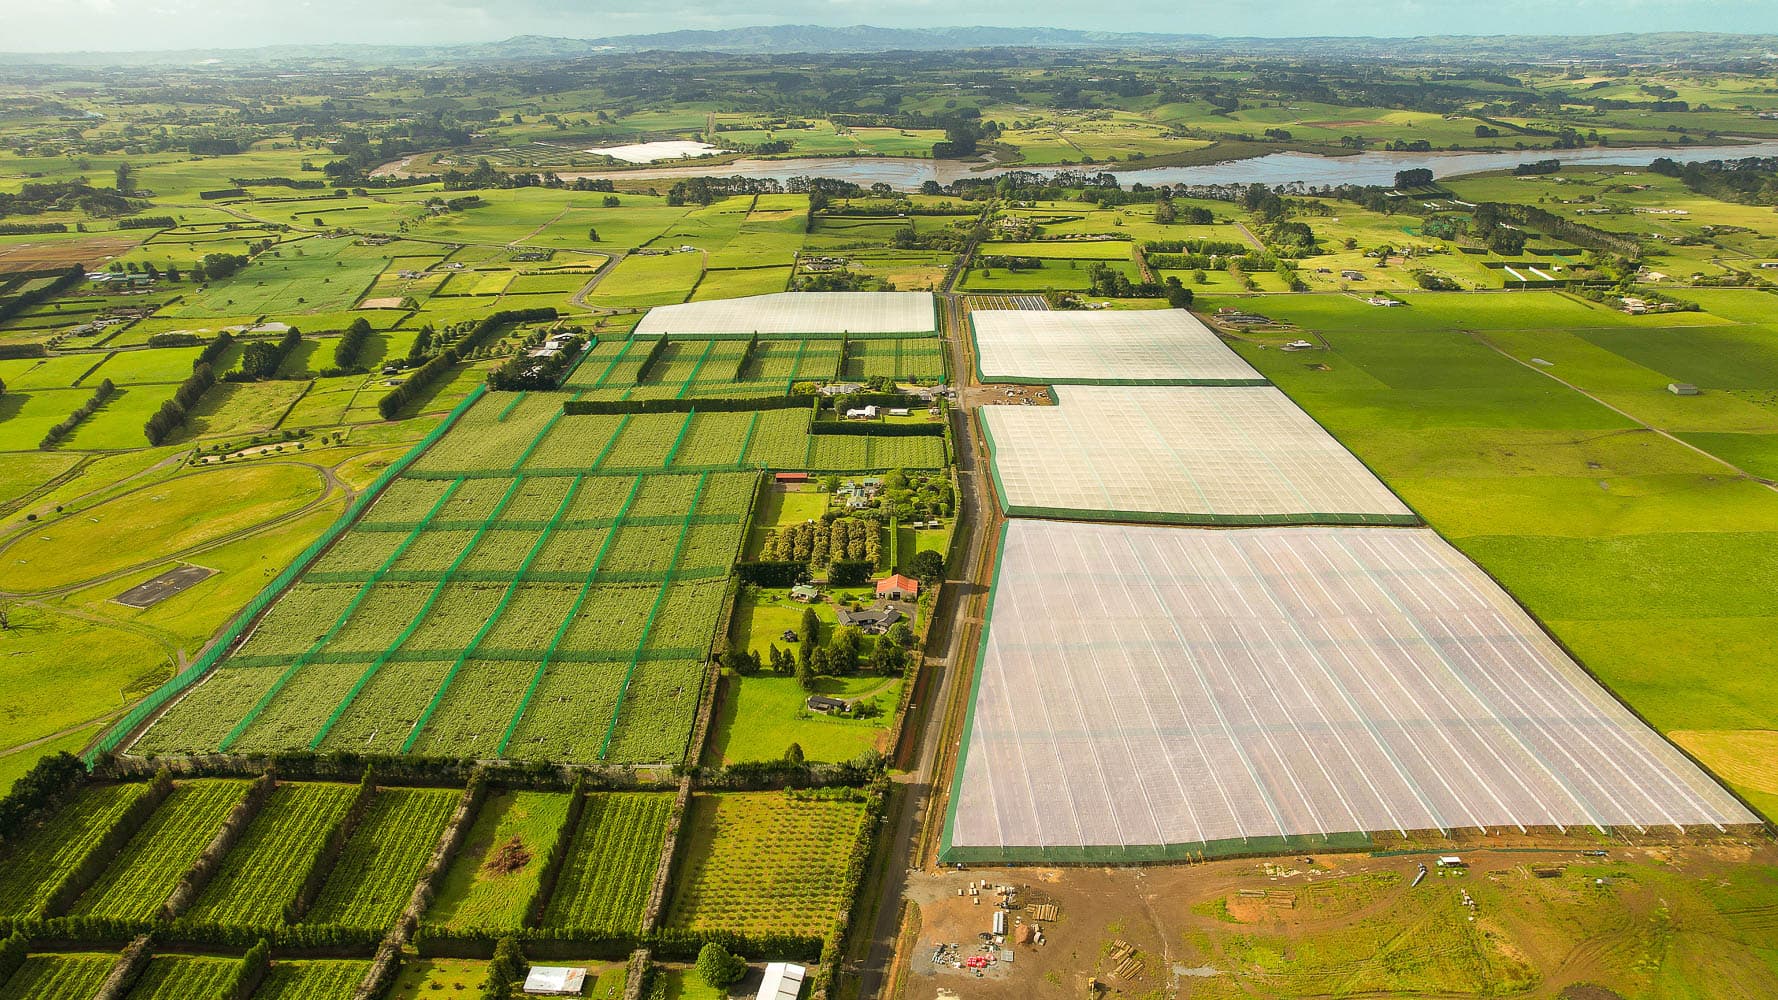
[899,830,1778,1000]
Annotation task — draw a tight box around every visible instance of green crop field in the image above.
[124,954,239,1000]
[251,960,371,999]
[0,781,152,918]
[182,781,359,926]
[305,787,458,931]
[0,953,118,1000]
[540,792,672,933]
[663,791,868,937]
[71,779,251,921]
[427,789,573,931]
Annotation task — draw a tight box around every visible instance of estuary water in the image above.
[530,140,1778,190]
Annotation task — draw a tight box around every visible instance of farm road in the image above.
[851,284,1002,1000]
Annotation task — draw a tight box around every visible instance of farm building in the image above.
[980,385,1416,525]
[969,309,1265,385]
[756,962,807,1000]
[942,519,1756,863]
[836,604,904,633]
[1668,383,1700,396]
[807,695,852,714]
[877,574,920,600]
[522,966,588,995]
[634,292,936,339]
[790,585,821,603]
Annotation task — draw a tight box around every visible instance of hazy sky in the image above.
[1,0,1775,53]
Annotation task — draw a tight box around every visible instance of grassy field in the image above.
[427,789,574,931]
[706,671,901,765]
[585,253,705,309]
[0,462,323,592]
[1220,290,1778,817]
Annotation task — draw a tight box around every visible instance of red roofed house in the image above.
[876,574,920,601]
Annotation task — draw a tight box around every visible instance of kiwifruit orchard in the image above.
[4,31,1778,1000]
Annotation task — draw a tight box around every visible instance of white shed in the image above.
[523,966,588,995]
[755,962,806,1000]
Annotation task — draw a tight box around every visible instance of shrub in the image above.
[696,942,746,989]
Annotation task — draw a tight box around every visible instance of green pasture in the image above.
[584,252,704,309]
[1222,290,1778,816]
[164,237,391,317]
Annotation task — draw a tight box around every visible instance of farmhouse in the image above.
[790,585,821,603]
[845,405,880,420]
[522,966,588,995]
[877,574,920,601]
[806,695,851,714]
[836,604,904,633]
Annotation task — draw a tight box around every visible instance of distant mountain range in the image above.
[5,26,1777,67]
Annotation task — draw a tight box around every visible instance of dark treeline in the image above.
[40,379,114,449]
[1652,156,1778,206]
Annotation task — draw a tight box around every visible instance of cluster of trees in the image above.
[487,333,585,391]
[0,222,67,235]
[0,179,141,218]
[1085,264,1194,307]
[977,254,1043,272]
[227,328,302,382]
[696,943,747,990]
[760,517,882,568]
[193,252,250,282]
[378,309,556,419]
[480,936,528,1000]
[1394,168,1436,188]
[1513,158,1563,176]
[1651,156,1778,206]
[1152,198,1215,225]
[40,379,114,449]
[116,214,176,230]
[931,119,996,159]
[1473,202,1641,259]
[0,265,83,325]
[230,176,329,190]
[1266,220,1318,255]
[145,358,220,444]
[439,161,618,192]
[0,752,87,842]
[333,318,373,370]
